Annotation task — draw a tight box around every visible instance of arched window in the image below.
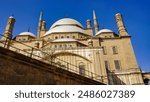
[79,62,85,76]
[64,44,67,48]
[70,45,72,47]
[55,36,58,39]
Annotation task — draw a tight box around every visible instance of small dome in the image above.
[9,16,14,19]
[88,39,92,42]
[18,32,36,37]
[52,38,77,42]
[50,18,83,29]
[96,29,113,36]
[115,13,121,16]
[44,25,86,36]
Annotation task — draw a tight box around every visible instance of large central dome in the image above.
[44,18,87,36]
[50,18,83,29]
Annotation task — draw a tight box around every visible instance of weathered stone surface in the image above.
[0,47,103,85]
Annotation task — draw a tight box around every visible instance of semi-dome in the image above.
[18,32,36,37]
[96,29,113,36]
[52,38,77,42]
[50,18,83,29]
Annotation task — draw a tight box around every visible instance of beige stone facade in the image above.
[0,11,148,85]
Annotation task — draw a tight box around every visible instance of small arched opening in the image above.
[79,62,85,76]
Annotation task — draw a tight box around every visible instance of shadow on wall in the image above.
[106,69,126,85]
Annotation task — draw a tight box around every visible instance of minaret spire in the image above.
[93,10,99,34]
[37,11,43,39]
[93,10,97,20]
[39,11,43,21]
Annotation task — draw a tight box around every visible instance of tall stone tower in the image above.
[115,13,139,70]
[1,16,15,48]
[93,10,99,34]
[37,11,43,39]
[115,13,129,36]
[86,19,92,29]
[114,13,144,84]
[37,11,47,39]
[85,19,93,36]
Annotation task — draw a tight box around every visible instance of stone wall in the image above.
[0,47,103,85]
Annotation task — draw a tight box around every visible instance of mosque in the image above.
[0,10,149,85]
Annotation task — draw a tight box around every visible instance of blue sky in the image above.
[0,0,150,71]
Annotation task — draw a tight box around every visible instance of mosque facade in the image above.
[0,10,148,85]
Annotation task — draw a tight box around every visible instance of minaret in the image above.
[37,11,43,39]
[41,21,46,31]
[85,19,93,36]
[115,13,129,36]
[86,19,92,29]
[93,10,99,34]
[1,16,16,48]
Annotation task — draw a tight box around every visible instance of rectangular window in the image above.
[114,60,121,70]
[79,63,85,76]
[104,61,110,70]
[102,46,107,55]
[112,46,118,54]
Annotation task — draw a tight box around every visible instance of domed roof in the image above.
[50,18,83,29]
[115,13,121,16]
[52,38,77,42]
[18,32,36,37]
[44,25,86,36]
[96,29,113,36]
[9,16,14,19]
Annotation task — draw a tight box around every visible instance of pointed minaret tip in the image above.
[93,10,96,19]
[39,10,43,21]
[37,10,43,39]
[93,10,99,33]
